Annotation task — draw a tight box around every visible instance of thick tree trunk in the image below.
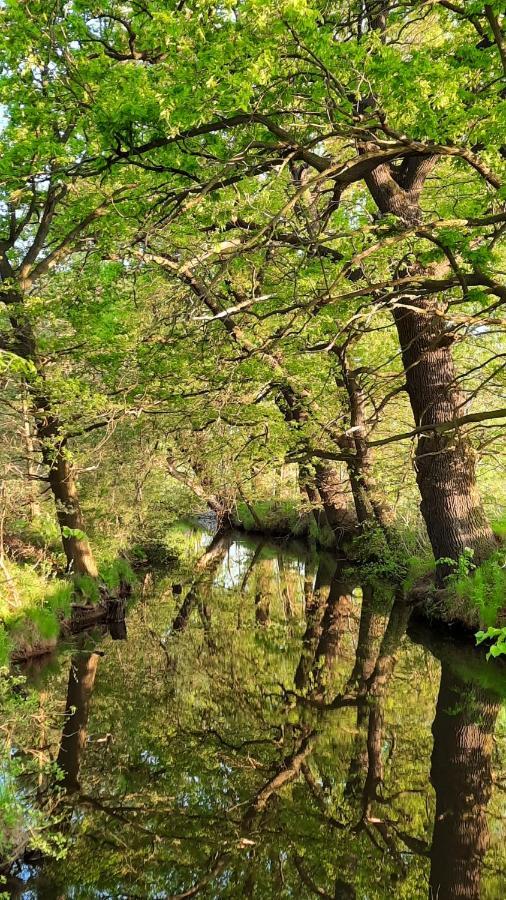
[315,462,357,534]
[429,664,499,900]
[363,156,496,574]
[393,299,496,572]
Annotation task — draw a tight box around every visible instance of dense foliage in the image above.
[0,2,506,889]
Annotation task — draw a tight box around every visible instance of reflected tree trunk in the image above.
[172,533,230,632]
[429,664,500,900]
[294,558,333,690]
[345,587,381,800]
[254,557,276,627]
[349,600,410,820]
[311,570,353,698]
[276,552,295,619]
[56,651,101,792]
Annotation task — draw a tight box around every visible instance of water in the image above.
[3,527,506,898]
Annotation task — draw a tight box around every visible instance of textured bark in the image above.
[315,462,357,534]
[334,348,393,536]
[429,665,499,900]
[44,447,98,578]
[364,156,496,573]
[10,308,98,577]
[392,298,496,572]
[56,651,100,791]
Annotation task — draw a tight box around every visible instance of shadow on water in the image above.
[3,526,506,898]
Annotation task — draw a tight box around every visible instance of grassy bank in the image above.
[0,520,135,664]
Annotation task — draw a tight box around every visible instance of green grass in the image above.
[0,552,135,664]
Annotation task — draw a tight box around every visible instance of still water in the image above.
[4,526,506,898]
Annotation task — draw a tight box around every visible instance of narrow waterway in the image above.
[4,525,506,898]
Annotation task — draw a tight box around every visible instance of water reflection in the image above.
[430,663,499,900]
[57,652,101,792]
[3,528,506,898]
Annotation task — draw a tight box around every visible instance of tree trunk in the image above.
[344,587,380,801]
[315,462,357,534]
[393,299,496,573]
[363,156,496,574]
[429,664,499,900]
[21,395,40,521]
[44,444,98,578]
[335,349,393,536]
[10,306,98,577]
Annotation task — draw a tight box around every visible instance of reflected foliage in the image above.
[3,529,506,898]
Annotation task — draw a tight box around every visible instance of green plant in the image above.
[438,547,476,579]
[476,627,506,659]
[445,550,506,628]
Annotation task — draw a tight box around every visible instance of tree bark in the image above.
[392,297,496,571]
[335,350,393,536]
[315,462,357,535]
[21,395,40,521]
[363,156,496,574]
[10,306,98,577]
[43,444,98,578]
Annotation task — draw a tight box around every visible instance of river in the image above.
[4,524,506,898]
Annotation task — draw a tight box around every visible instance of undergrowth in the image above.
[0,551,135,664]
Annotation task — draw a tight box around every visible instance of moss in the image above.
[403,554,434,593]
